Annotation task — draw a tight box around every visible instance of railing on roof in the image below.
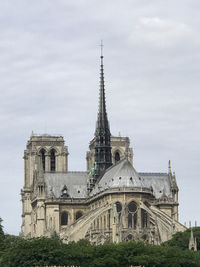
[31,132,63,137]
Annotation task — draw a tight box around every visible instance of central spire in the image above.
[94,41,112,180]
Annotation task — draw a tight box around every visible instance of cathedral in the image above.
[21,51,186,245]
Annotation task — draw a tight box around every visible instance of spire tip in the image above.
[100,40,104,65]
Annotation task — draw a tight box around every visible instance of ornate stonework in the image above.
[21,133,185,244]
[21,55,186,245]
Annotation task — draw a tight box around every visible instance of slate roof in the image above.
[43,159,172,200]
[90,159,145,195]
[139,172,171,199]
[44,172,88,199]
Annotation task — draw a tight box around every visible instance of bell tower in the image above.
[21,133,68,237]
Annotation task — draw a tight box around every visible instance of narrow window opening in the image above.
[61,211,68,225]
[50,149,56,172]
[115,202,122,223]
[75,211,83,221]
[40,149,46,171]
[114,152,120,163]
[141,208,148,228]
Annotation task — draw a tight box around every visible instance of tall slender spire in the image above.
[94,42,112,179]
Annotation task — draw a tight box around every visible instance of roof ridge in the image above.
[44,171,88,174]
[103,157,127,173]
[139,172,168,175]
[68,171,87,174]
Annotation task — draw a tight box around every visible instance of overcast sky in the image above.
[0,0,200,235]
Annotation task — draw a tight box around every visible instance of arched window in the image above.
[75,211,83,221]
[40,149,46,171]
[141,209,148,228]
[115,201,122,223]
[114,152,120,163]
[116,202,122,213]
[128,201,137,212]
[61,211,68,225]
[50,149,56,172]
[128,201,137,229]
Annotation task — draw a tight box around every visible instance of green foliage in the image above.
[0,232,200,267]
[76,238,91,246]
[0,218,4,237]
[0,237,65,267]
[0,217,5,257]
[164,227,200,250]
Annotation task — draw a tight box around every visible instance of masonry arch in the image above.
[112,148,123,164]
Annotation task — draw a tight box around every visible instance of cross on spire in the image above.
[100,40,104,65]
[100,40,103,57]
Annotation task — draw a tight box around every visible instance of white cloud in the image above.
[130,17,199,48]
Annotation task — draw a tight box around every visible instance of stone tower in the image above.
[21,133,68,237]
[86,136,133,172]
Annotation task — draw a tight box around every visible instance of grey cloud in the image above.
[0,0,200,234]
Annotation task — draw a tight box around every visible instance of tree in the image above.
[0,237,65,267]
[1,234,200,267]
[0,218,4,237]
[164,227,200,250]
[0,217,5,258]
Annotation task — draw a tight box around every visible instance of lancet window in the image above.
[40,149,46,171]
[50,149,56,171]
[128,201,137,229]
[114,152,120,163]
[61,211,68,225]
[141,208,148,228]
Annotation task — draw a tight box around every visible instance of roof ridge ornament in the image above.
[61,185,69,198]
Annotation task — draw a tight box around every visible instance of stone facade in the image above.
[21,55,186,244]
[21,134,68,237]
[21,132,185,244]
[86,135,133,171]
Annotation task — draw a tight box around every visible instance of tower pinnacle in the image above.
[189,228,197,251]
[94,43,112,179]
[168,160,172,174]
